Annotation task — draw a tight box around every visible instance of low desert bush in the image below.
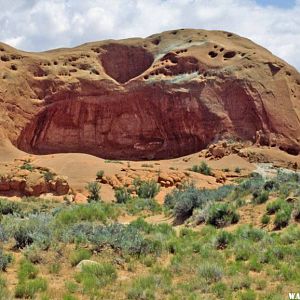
[234,240,253,261]
[55,202,119,225]
[15,278,47,298]
[198,262,223,283]
[127,275,156,299]
[70,248,92,267]
[0,198,21,215]
[252,190,269,204]
[134,179,160,199]
[5,214,52,249]
[214,230,234,249]
[18,259,38,281]
[0,249,12,271]
[86,182,101,202]
[24,245,44,264]
[20,162,34,172]
[96,170,104,179]
[165,184,234,222]
[206,203,239,227]
[191,161,212,175]
[266,199,287,214]
[274,206,292,229]
[115,187,131,204]
[126,197,161,215]
[75,262,117,293]
[261,214,270,225]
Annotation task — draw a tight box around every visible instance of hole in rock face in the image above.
[101,44,154,84]
[208,51,218,58]
[223,51,236,59]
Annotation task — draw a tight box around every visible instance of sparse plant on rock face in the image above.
[20,162,34,172]
[86,182,101,202]
[43,171,54,182]
[96,170,104,180]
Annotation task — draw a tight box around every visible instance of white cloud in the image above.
[0,0,299,70]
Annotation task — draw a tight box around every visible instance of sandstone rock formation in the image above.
[0,29,299,159]
[0,160,70,196]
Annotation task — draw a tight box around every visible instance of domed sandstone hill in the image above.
[0,29,299,160]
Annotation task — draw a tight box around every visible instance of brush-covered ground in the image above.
[0,162,300,300]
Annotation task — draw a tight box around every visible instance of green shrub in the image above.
[8,214,52,249]
[18,259,38,281]
[70,249,92,267]
[252,190,269,204]
[238,289,256,300]
[266,199,286,214]
[198,262,223,283]
[15,278,47,298]
[0,199,21,215]
[0,276,9,299]
[234,225,266,242]
[214,230,234,249]
[235,167,241,173]
[230,275,251,290]
[63,294,78,300]
[127,275,156,299]
[126,197,161,215]
[24,245,43,264]
[0,250,12,271]
[191,161,212,175]
[75,262,117,292]
[165,184,234,222]
[115,187,131,203]
[206,203,239,227]
[293,199,300,221]
[134,179,160,199]
[248,257,262,272]
[86,182,101,202]
[20,162,34,171]
[212,282,228,298]
[43,171,54,182]
[55,202,119,225]
[274,206,292,229]
[234,241,253,261]
[65,281,79,293]
[49,263,61,274]
[96,170,104,179]
[261,214,270,225]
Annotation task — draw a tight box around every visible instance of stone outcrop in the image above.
[0,29,299,159]
[0,161,70,196]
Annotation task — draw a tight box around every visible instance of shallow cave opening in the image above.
[100,44,154,84]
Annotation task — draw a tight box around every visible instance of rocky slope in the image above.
[0,29,299,159]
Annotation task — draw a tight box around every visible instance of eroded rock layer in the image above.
[0,29,299,159]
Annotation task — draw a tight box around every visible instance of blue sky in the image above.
[0,0,299,70]
[257,0,295,8]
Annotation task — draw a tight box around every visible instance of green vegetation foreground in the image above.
[0,170,300,299]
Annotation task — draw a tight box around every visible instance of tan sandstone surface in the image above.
[0,28,299,161]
